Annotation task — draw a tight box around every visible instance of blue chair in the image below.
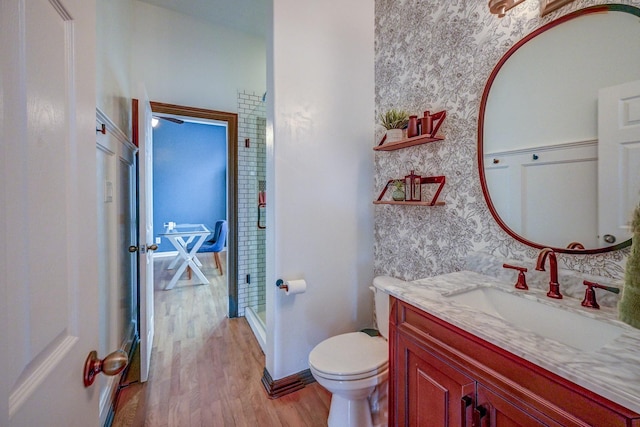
[205,220,225,246]
[188,220,228,276]
[186,220,223,250]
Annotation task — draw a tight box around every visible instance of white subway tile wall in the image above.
[237,90,266,317]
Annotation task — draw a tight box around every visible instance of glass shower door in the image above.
[238,91,267,350]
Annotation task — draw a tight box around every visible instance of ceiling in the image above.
[138,0,268,38]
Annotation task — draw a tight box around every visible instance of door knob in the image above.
[603,234,616,244]
[83,349,128,387]
[129,244,158,252]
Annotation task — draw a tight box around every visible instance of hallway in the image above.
[113,252,330,426]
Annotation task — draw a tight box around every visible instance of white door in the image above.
[0,0,100,425]
[598,80,640,246]
[135,91,155,382]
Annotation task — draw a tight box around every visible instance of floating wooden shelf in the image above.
[375,176,446,206]
[373,200,446,206]
[374,134,444,151]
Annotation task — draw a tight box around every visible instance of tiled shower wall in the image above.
[237,90,266,317]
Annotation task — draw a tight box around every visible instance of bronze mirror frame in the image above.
[478,4,638,255]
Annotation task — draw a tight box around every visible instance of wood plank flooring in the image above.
[112,251,331,427]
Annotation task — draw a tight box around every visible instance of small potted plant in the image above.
[380,109,409,143]
[391,179,405,201]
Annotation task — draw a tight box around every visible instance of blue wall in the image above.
[153,120,227,252]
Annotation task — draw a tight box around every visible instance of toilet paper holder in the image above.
[276,278,307,295]
[276,279,288,292]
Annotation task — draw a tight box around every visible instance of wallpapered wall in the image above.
[373,0,637,281]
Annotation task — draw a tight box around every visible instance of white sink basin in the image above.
[445,287,625,352]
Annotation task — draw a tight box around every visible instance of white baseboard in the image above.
[152,251,178,259]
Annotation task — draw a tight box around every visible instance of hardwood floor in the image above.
[112,251,331,427]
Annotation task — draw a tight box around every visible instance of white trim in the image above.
[98,375,119,426]
[485,139,596,157]
[152,250,179,259]
[96,107,137,152]
[245,307,266,353]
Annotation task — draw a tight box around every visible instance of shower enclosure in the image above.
[237,90,267,351]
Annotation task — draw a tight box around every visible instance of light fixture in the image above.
[489,0,577,18]
[489,0,526,17]
[539,0,577,17]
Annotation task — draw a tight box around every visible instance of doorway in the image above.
[150,102,239,317]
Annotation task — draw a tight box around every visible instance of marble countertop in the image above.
[374,271,640,414]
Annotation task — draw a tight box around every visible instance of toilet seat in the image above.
[309,332,388,381]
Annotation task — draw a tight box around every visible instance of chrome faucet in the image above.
[535,248,563,299]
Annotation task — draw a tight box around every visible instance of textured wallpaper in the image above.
[374,0,637,281]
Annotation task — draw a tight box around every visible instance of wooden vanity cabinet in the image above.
[389,297,640,427]
[395,332,475,426]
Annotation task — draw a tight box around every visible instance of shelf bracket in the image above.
[376,175,446,206]
[421,175,446,206]
[376,179,397,202]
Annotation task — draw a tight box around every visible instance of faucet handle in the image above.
[503,263,528,290]
[581,280,620,309]
[566,241,585,250]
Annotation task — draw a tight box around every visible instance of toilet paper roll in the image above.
[285,279,307,295]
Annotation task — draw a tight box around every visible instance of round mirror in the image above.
[479,5,640,254]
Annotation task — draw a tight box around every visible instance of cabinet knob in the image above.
[461,395,473,427]
[473,405,489,427]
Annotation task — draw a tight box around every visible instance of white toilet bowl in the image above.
[309,331,388,427]
[309,285,391,426]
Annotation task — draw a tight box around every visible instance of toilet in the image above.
[308,286,390,427]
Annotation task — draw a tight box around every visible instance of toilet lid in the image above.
[309,332,388,380]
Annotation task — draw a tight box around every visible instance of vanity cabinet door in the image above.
[390,297,640,427]
[395,333,475,427]
[476,384,558,427]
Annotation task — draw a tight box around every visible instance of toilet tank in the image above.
[372,285,390,340]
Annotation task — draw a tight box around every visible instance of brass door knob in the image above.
[83,350,128,387]
[129,244,158,252]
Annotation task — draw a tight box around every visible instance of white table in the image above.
[159,223,211,290]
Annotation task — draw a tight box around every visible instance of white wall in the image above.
[96,0,134,133]
[132,1,266,113]
[99,0,374,382]
[266,0,375,379]
[97,0,267,129]
[485,11,640,152]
